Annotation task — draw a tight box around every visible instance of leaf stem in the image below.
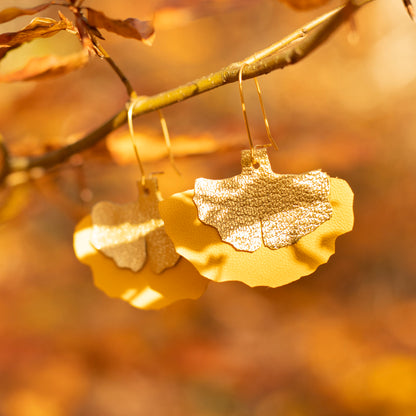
[0,135,10,183]
[93,40,136,98]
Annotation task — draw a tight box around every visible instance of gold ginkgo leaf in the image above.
[193,148,333,252]
[159,175,354,288]
[73,215,209,310]
[91,177,179,273]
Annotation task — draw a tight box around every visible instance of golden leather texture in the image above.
[193,148,332,252]
[91,177,179,273]
[160,177,354,288]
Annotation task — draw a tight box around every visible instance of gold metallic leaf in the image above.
[91,177,179,273]
[193,148,332,252]
[74,215,209,310]
[160,177,354,288]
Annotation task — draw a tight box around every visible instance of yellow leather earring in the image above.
[73,101,208,310]
[159,71,354,288]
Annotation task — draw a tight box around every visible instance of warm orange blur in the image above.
[1,0,416,415]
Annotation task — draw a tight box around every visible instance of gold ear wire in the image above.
[127,98,181,187]
[253,77,278,152]
[239,63,255,164]
[157,110,181,175]
[238,64,278,166]
[127,98,146,186]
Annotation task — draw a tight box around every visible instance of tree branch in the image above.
[3,0,373,183]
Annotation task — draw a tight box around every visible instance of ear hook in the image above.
[238,63,278,165]
[128,97,180,179]
[238,63,255,164]
[127,99,147,186]
[254,77,278,152]
[157,110,181,175]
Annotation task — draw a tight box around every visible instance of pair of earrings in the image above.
[73,74,354,310]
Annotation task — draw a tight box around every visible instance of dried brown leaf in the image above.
[0,3,51,24]
[402,0,415,20]
[86,8,155,45]
[72,10,99,55]
[0,50,89,82]
[0,46,13,60]
[57,11,78,35]
[0,17,70,46]
[278,0,331,10]
[0,17,74,60]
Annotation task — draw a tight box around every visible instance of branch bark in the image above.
[2,0,373,183]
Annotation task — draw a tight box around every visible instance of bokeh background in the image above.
[1,0,416,415]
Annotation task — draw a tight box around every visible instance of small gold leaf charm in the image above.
[193,148,332,252]
[91,177,179,273]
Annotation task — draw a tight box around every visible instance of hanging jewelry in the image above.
[73,99,208,309]
[159,71,354,288]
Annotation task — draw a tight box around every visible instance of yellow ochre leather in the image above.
[74,215,208,310]
[159,177,354,288]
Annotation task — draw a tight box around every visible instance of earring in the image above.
[73,101,208,310]
[159,72,354,288]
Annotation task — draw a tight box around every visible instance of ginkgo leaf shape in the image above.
[91,177,179,273]
[193,148,333,252]
[159,176,354,288]
[74,215,209,310]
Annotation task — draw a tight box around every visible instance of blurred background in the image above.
[1,0,416,415]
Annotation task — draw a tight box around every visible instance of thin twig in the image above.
[0,135,10,183]
[3,0,373,181]
[93,40,136,98]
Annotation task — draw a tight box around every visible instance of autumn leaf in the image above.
[91,177,179,274]
[0,17,75,60]
[0,50,89,82]
[402,0,415,20]
[106,130,241,165]
[279,0,331,10]
[0,3,51,24]
[0,17,73,46]
[193,148,333,252]
[86,8,155,45]
[71,9,100,55]
[0,184,31,224]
